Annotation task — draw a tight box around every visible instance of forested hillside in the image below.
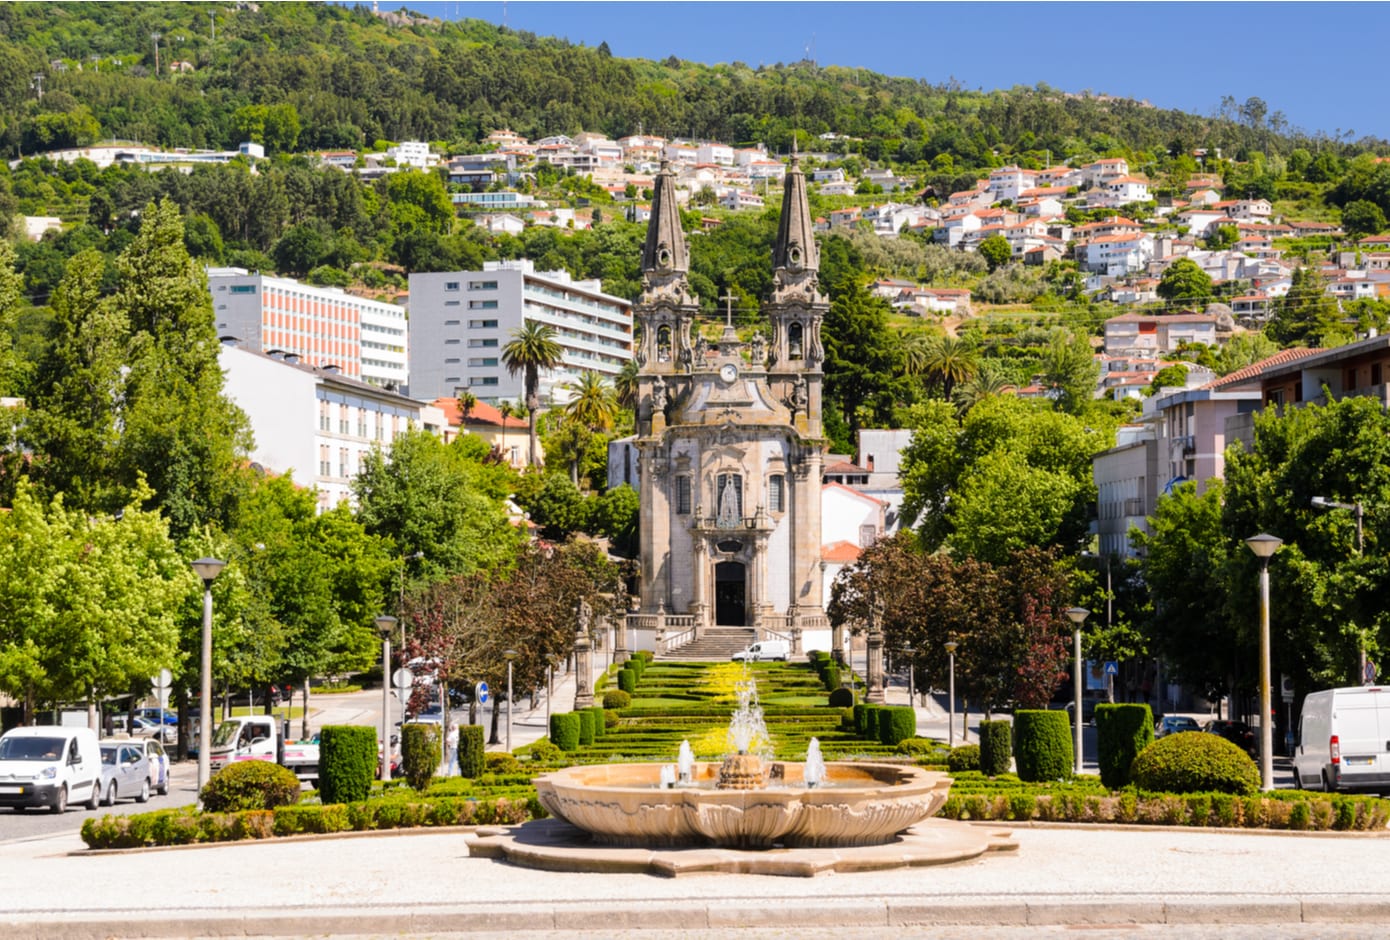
[2,2,1379,165]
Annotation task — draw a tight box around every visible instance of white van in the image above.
[731,640,790,663]
[1294,686,1390,792]
[0,726,103,813]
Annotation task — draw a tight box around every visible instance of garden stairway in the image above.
[658,627,755,661]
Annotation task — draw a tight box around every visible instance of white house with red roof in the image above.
[1082,157,1130,187]
[1105,175,1152,204]
[1102,312,1222,357]
[987,165,1038,202]
[1084,232,1156,275]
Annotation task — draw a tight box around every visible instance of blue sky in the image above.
[397,2,1386,143]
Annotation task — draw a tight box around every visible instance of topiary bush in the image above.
[1095,703,1154,789]
[577,709,595,746]
[602,689,631,709]
[1013,710,1074,782]
[586,705,606,738]
[827,687,854,708]
[617,668,637,695]
[877,706,916,747]
[318,725,378,804]
[979,720,1013,777]
[820,663,841,691]
[947,744,981,773]
[1130,731,1260,796]
[400,723,442,791]
[200,760,301,812]
[550,712,581,752]
[457,725,485,778]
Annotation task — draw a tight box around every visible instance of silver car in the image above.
[98,742,153,805]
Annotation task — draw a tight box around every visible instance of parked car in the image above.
[137,708,179,726]
[111,715,175,745]
[98,741,153,805]
[0,726,103,813]
[105,736,170,796]
[1155,716,1201,738]
[731,640,790,662]
[1294,686,1390,792]
[1203,719,1256,756]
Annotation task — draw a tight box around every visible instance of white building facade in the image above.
[407,260,633,404]
[207,268,409,389]
[219,344,429,512]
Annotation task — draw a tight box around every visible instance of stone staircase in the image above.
[659,627,756,661]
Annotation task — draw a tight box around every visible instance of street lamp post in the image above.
[1065,607,1090,775]
[546,654,561,727]
[375,615,398,783]
[1246,533,1283,792]
[503,649,517,753]
[944,641,958,747]
[902,644,915,706]
[191,558,226,799]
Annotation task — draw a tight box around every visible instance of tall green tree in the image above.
[21,249,129,513]
[1267,266,1351,348]
[111,198,253,540]
[822,280,901,443]
[1156,257,1213,303]
[502,321,563,468]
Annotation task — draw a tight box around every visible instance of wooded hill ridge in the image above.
[2,2,1384,167]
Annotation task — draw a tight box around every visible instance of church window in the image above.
[715,473,743,527]
[657,325,672,362]
[768,474,785,513]
[675,476,691,515]
[788,322,804,360]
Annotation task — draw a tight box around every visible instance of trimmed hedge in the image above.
[1013,710,1073,782]
[80,795,537,849]
[400,723,442,790]
[200,760,301,812]
[853,703,883,738]
[550,712,581,752]
[319,725,378,804]
[458,725,485,778]
[602,689,631,709]
[877,706,916,747]
[827,687,854,708]
[577,709,595,746]
[978,720,1012,777]
[947,744,981,773]
[617,669,637,694]
[1130,732,1260,796]
[586,705,606,738]
[1095,703,1154,789]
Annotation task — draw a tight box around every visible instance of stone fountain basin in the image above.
[534,761,952,849]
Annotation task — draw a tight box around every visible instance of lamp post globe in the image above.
[375,615,398,782]
[503,649,518,753]
[1065,607,1090,775]
[1245,533,1282,792]
[191,558,226,800]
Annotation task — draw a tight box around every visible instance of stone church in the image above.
[627,155,830,653]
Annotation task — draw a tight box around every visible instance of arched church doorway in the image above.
[714,561,747,626]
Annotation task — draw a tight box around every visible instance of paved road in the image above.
[0,759,200,844]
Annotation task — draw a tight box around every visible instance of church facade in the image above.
[628,156,830,650]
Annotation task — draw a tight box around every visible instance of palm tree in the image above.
[922,335,980,400]
[563,370,619,433]
[951,361,1015,414]
[501,322,563,468]
[559,371,619,485]
[614,359,640,412]
[900,332,934,379]
[457,390,477,425]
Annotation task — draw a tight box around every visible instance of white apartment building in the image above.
[219,343,434,512]
[207,268,409,390]
[408,260,633,405]
[387,140,434,168]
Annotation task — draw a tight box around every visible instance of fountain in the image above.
[473,667,1016,875]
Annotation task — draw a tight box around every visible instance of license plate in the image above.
[1347,756,1375,766]
[0,786,21,794]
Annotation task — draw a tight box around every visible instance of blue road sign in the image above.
[476,681,489,705]
[1103,661,1119,676]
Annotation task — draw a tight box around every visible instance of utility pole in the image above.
[151,32,161,77]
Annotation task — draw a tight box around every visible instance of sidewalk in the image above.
[4,822,1389,936]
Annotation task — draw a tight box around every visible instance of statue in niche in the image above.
[750,331,766,365]
[652,375,668,411]
[694,332,709,362]
[788,374,809,416]
[717,476,739,527]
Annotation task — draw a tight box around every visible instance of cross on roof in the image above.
[720,290,736,328]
